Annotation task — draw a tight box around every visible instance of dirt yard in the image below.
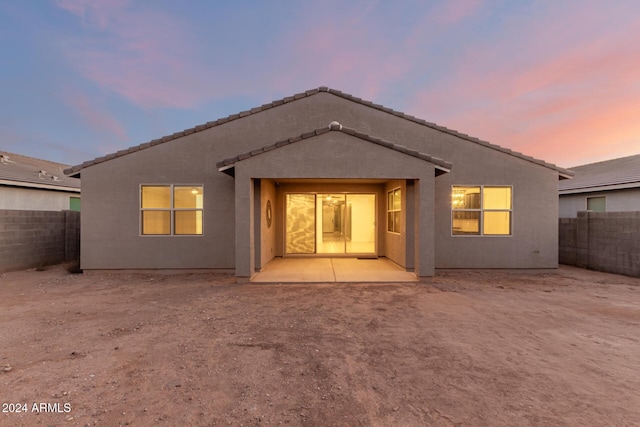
[0,266,639,426]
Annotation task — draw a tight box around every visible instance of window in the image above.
[387,188,401,233]
[141,185,203,235]
[69,197,81,211]
[452,186,511,236]
[587,196,606,212]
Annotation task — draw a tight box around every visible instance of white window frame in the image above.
[387,187,401,234]
[586,196,606,212]
[140,184,204,236]
[451,185,512,237]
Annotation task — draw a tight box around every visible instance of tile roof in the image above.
[1,151,80,191]
[216,122,453,173]
[559,153,640,194]
[64,87,573,178]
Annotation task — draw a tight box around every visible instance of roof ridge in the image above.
[570,152,640,169]
[216,122,453,172]
[321,88,573,178]
[64,86,572,178]
[1,151,80,190]
[559,152,640,192]
[1,150,71,168]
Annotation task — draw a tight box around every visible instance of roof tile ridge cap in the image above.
[325,88,574,175]
[440,127,573,174]
[571,153,640,169]
[323,88,560,170]
[322,88,492,149]
[0,151,71,168]
[300,130,316,139]
[430,154,452,166]
[60,92,284,173]
[67,87,330,173]
[334,125,395,148]
[63,166,77,175]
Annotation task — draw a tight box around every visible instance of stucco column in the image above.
[234,171,255,281]
[414,177,435,277]
[405,180,415,271]
[253,180,262,270]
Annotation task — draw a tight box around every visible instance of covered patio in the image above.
[218,122,451,281]
[252,257,418,283]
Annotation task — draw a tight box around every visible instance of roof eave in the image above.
[559,171,574,180]
[65,168,81,178]
[0,178,81,192]
[559,181,640,195]
[435,165,451,175]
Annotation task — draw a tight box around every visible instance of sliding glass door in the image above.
[285,194,316,254]
[286,193,375,255]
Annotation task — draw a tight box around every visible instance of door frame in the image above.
[284,191,377,257]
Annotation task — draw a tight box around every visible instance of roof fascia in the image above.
[559,181,640,195]
[0,179,81,192]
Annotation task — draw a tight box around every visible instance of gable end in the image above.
[64,87,572,179]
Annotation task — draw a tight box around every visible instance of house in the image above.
[1,151,81,211]
[64,87,572,280]
[559,154,640,218]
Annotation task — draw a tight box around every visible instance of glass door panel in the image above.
[346,194,376,254]
[286,194,316,254]
[316,194,346,254]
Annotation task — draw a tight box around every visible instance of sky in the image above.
[1,0,639,169]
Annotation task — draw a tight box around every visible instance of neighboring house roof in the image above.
[0,151,80,192]
[217,122,453,175]
[64,86,573,179]
[559,153,640,195]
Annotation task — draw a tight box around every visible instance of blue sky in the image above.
[1,0,639,168]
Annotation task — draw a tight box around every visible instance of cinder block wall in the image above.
[559,218,577,266]
[559,211,640,277]
[0,210,80,272]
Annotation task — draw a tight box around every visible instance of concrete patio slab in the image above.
[252,257,417,283]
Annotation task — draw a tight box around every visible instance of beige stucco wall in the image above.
[0,186,79,211]
[258,179,277,269]
[559,188,640,218]
[433,153,559,269]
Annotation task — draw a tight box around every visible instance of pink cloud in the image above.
[515,94,640,166]
[50,0,639,168]
[271,17,414,102]
[61,89,127,141]
[54,0,129,29]
[433,0,483,25]
[407,4,640,166]
[54,0,86,18]
[55,0,209,109]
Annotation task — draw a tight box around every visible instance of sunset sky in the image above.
[1,0,639,168]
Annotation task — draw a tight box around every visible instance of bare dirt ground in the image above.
[1,266,639,427]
